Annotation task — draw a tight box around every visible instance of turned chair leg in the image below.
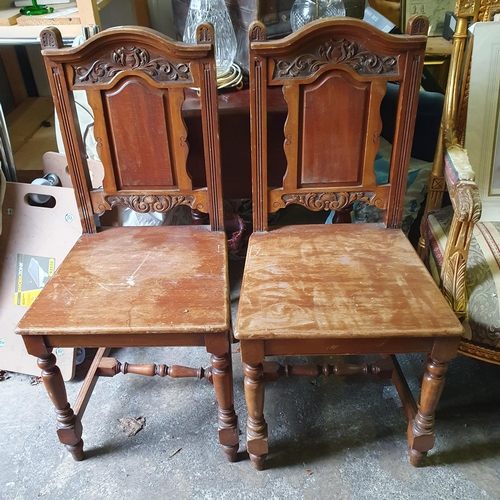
[211,352,239,462]
[38,353,84,461]
[407,355,448,466]
[243,363,268,470]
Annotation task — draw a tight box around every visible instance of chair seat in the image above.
[16,225,229,337]
[427,206,500,355]
[235,224,462,340]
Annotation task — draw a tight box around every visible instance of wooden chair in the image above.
[234,17,464,470]
[15,25,239,462]
[418,0,500,364]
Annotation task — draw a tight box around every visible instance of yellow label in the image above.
[48,258,55,276]
[14,289,41,307]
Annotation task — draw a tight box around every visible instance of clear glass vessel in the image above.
[183,0,237,77]
[290,0,346,31]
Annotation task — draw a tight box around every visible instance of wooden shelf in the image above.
[0,0,100,41]
[0,0,149,41]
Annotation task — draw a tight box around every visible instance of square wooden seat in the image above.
[237,224,461,340]
[18,226,229,336]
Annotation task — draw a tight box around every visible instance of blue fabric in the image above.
[381,83,444,162]
[374,153,419,189]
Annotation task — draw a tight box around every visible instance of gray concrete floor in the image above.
[1,260,500,499]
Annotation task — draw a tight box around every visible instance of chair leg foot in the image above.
[408,446,426,467]
[249,453,266,470]
[66,440,85,461]
[222,444,239,462]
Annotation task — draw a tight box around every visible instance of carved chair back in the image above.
[40,25,224,235]
[248,17,428,231]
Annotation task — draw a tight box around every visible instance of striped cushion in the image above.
[427,206,500,351]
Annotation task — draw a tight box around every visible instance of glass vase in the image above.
[183,0,237,77]
[290,0,346,32]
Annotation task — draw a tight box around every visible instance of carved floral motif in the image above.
[281,191,378,211]
[450,182,482,222]
[74,47,191,84]
[442,251,467,313]
[274,39,398,79]
[104,194,195,213]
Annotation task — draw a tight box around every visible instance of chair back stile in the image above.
[248,16,428,232]
[40,23,224,233]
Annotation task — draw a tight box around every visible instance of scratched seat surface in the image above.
[17,226,229,335]
[235,224,462,339]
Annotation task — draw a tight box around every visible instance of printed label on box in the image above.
[14,254,55,307]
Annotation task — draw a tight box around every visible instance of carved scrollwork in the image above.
[274,39,398,79]
[450,182,482,222]
[459,339,500,363]
[442,251,467,313]
[74,47,192,85]
[281,191,377,211]
[455,0,477,16]
[104,194,195,213]
[478,0,500,21]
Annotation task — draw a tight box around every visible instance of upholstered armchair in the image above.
[419,0,500,364]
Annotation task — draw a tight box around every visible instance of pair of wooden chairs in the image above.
[16,17,463,468]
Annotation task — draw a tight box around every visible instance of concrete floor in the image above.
[1,261,500,499]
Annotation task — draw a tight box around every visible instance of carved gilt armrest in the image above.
[439,144,482,316]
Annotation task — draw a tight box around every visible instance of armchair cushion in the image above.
[427,205,500,352]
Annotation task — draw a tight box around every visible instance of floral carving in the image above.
[442,251,467,313]
[274,39,398,79]
[74,47,191,85]
[104,194,195,213]
[281,191,377,211]
[450,182,482,222]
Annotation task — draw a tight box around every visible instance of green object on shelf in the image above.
[20,0,54,15]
